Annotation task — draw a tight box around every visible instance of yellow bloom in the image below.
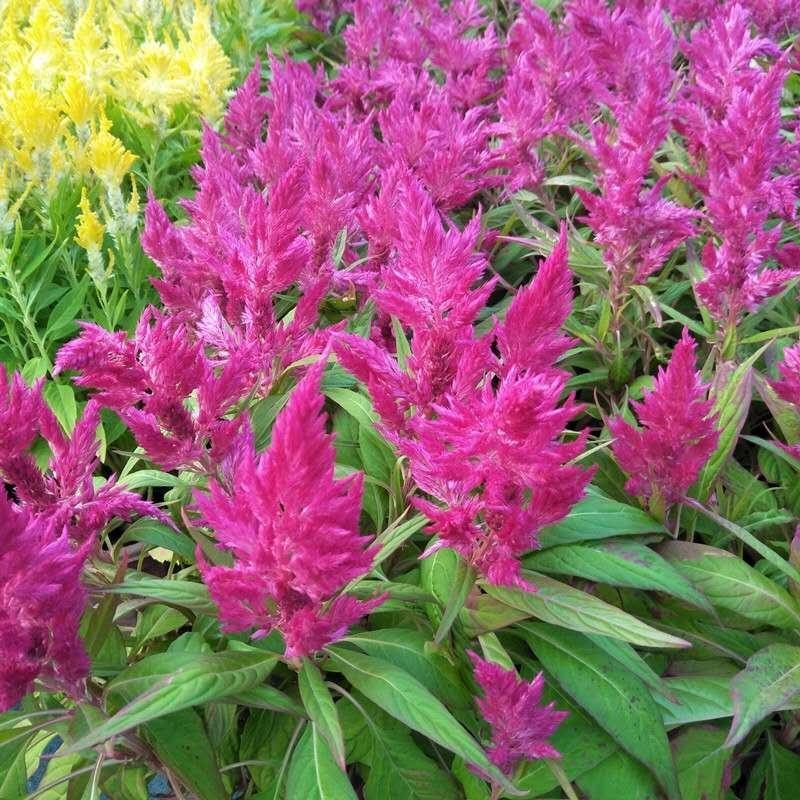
[75,187,105,251]
[175,2,234,119]
[86,120,137,186]
[61,76,99,129]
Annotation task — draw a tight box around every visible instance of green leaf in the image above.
[299,660,347,771]
[231,685,305,717]
[343,628,472,709]
[519,623,681,800]
[324,646,511,790]
[65,651,277,752]
[655,677,733,727]
[525,540,712,611]
[286,724,358,800]
[116,519,195,562]
[672,726,730,800]
[325,387,378,428]
[338,691,459,800]
[484,571,689,648]
[143,709,228,800]
[660,542,800,629]
[104,574,216,614]
[697,348,765,500]
[763,732,800,799]
[726,644,800,747]
[538,490,665,548]
[575,750,661,800]
[134,604,188,648]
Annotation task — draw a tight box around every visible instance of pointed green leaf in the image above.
[519,623,681,800]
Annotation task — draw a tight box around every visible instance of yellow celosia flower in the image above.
[74,187,105,251]
[86,120,137,186]
[61,76,99,129]
[0,0,235,211]
[175,3,234,119]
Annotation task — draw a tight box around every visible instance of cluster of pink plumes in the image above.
[4,0,800,769]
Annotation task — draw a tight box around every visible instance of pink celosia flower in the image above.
[494,225,576,375]
[406,367,590,588]
[56,310,254,472]
[194,361,383,659]
[0,367,161,541]
[0,495,91,711]
[679,4,799,324]
[577,102,698,293]
[772,341,800,459]
[338,222,591,587]
[610,328,719,505]
[469,652,566,775]
[494,4,593,190]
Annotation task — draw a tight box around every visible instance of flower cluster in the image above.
[194,361,383,659]
[679,4,800,325]
[610,328,719,507]
[469,652,567,776]
[0,0,233,227]
[0,366,161,709]
[337,197,592,588]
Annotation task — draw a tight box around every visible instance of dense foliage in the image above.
[2,1,800,798]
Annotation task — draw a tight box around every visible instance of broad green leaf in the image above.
[116,519,195,562]
[660,542,800,629]
[655,677,733,727]
[538,489,665,548]
[484,571,689,648]
[240,711,299,794]
[143,709,228,800]
[726,644,800,747]
[134,604,188,648]
[343,628,472,709]
[764,732,800,799]
[519,623,681,800]
[299,660,347,771]
[339,692,459,800]
[576,750,661,800]
[325,387,378,427]
[65,651,277,751]
[525,540,712,611]
[118,469,185,490]
[420,547,461,628]
[585,635,673,702]
[230,685,304,716]
[105,575,216,615]
[461,594,531,636]
[286,724,358,800]
[325,647,512,790]
[672,726,729,800]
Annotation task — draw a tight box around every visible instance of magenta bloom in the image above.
[610,329,719,505]
[195,361,382,659]
[772,341,800,459]
[679,5,799,324]
[56,310,255,472]
[0,367,161,541]
[338,223,591,588]
[469,652,566,775]
[0,495,91,711]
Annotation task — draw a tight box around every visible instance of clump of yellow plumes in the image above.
[0,0,234,219]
